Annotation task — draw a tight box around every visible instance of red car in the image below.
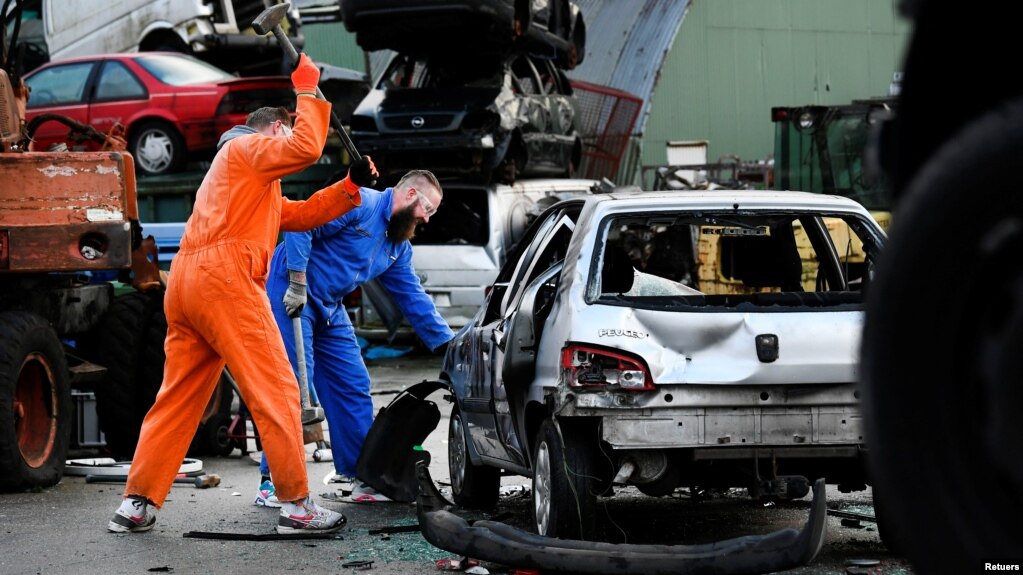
[23,52,295,176]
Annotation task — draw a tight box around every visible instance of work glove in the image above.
[282,279,307,318]
[432,339,453,356]
[291,53,320,95]
[342,155,378,194]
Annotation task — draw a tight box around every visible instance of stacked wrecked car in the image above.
[341,0,585,185]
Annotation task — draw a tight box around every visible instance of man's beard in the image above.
[387,203,418,242]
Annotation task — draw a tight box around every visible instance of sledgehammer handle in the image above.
[269,28,362,161]
[292,316,311,409]
[291,315,326,428]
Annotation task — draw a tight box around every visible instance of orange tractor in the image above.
[0,19,230,491]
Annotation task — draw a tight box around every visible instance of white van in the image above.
[5,0,303,76]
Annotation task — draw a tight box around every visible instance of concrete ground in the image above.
[0,352,915,575]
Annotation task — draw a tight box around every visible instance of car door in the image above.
[24,60,97,150]
[87,59,149,139]
[461,208,565,466]
[490,214,575,465]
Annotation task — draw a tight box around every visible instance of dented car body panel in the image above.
[442,189,886,538]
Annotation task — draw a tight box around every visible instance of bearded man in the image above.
[256,169,453,505]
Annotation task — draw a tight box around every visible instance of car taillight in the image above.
[561,344,653,391]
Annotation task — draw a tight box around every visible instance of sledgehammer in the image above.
[293,317,325,425]
[253,2,363,162]
[86,474,221,489]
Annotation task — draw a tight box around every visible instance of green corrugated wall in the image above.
[640,0,911,172]
[302,22,367,72]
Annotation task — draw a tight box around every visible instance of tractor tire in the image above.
[93,291,165,459]
[188,372,235,457]
[0,312,71,492]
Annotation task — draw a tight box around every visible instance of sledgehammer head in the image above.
[302,406,325,426]
[194,474,221,489]
[252,2,291,35]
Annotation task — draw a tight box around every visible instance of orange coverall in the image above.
[125,95,360,507]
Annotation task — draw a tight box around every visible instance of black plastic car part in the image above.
[415,462,827,575]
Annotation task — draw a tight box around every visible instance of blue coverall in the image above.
[262,186,453,478]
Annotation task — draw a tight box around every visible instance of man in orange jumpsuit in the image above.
[107,54,377,535]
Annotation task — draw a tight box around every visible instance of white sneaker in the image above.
[322,470,356,486]
[107,498,156,533]
[277,497,347,534]
[253,479,282,508]
[350,481,393,503]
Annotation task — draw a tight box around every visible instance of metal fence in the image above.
[571,79,642,183]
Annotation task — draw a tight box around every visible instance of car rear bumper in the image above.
[559,383,864,449]
[415,461,827,575]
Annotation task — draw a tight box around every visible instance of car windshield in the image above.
[135,54,235,86]
[592,210,884,309]
[379,53,504,89]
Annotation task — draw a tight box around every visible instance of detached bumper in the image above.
[415,462,827,575]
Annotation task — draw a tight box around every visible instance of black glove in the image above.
[432,339,452,356]
[348,155,378,188]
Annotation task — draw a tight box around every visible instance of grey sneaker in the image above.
[350,481,393,503]
[276,497,347,534]
[107,498,156,533]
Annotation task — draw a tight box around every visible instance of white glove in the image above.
[282,280,307,318]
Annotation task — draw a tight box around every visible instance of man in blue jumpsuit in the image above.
[255,169,453,505]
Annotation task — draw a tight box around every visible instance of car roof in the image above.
[30,51,200,68]
[441,178,600,193]
[589,189,876,214]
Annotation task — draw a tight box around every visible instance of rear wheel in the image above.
[532,418,597,539]
[448,405,500,509]
[0,312,71,492]
[130,120,185,177]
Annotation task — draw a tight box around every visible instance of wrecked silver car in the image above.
[441,189,887,539]
[350,51,582,184]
